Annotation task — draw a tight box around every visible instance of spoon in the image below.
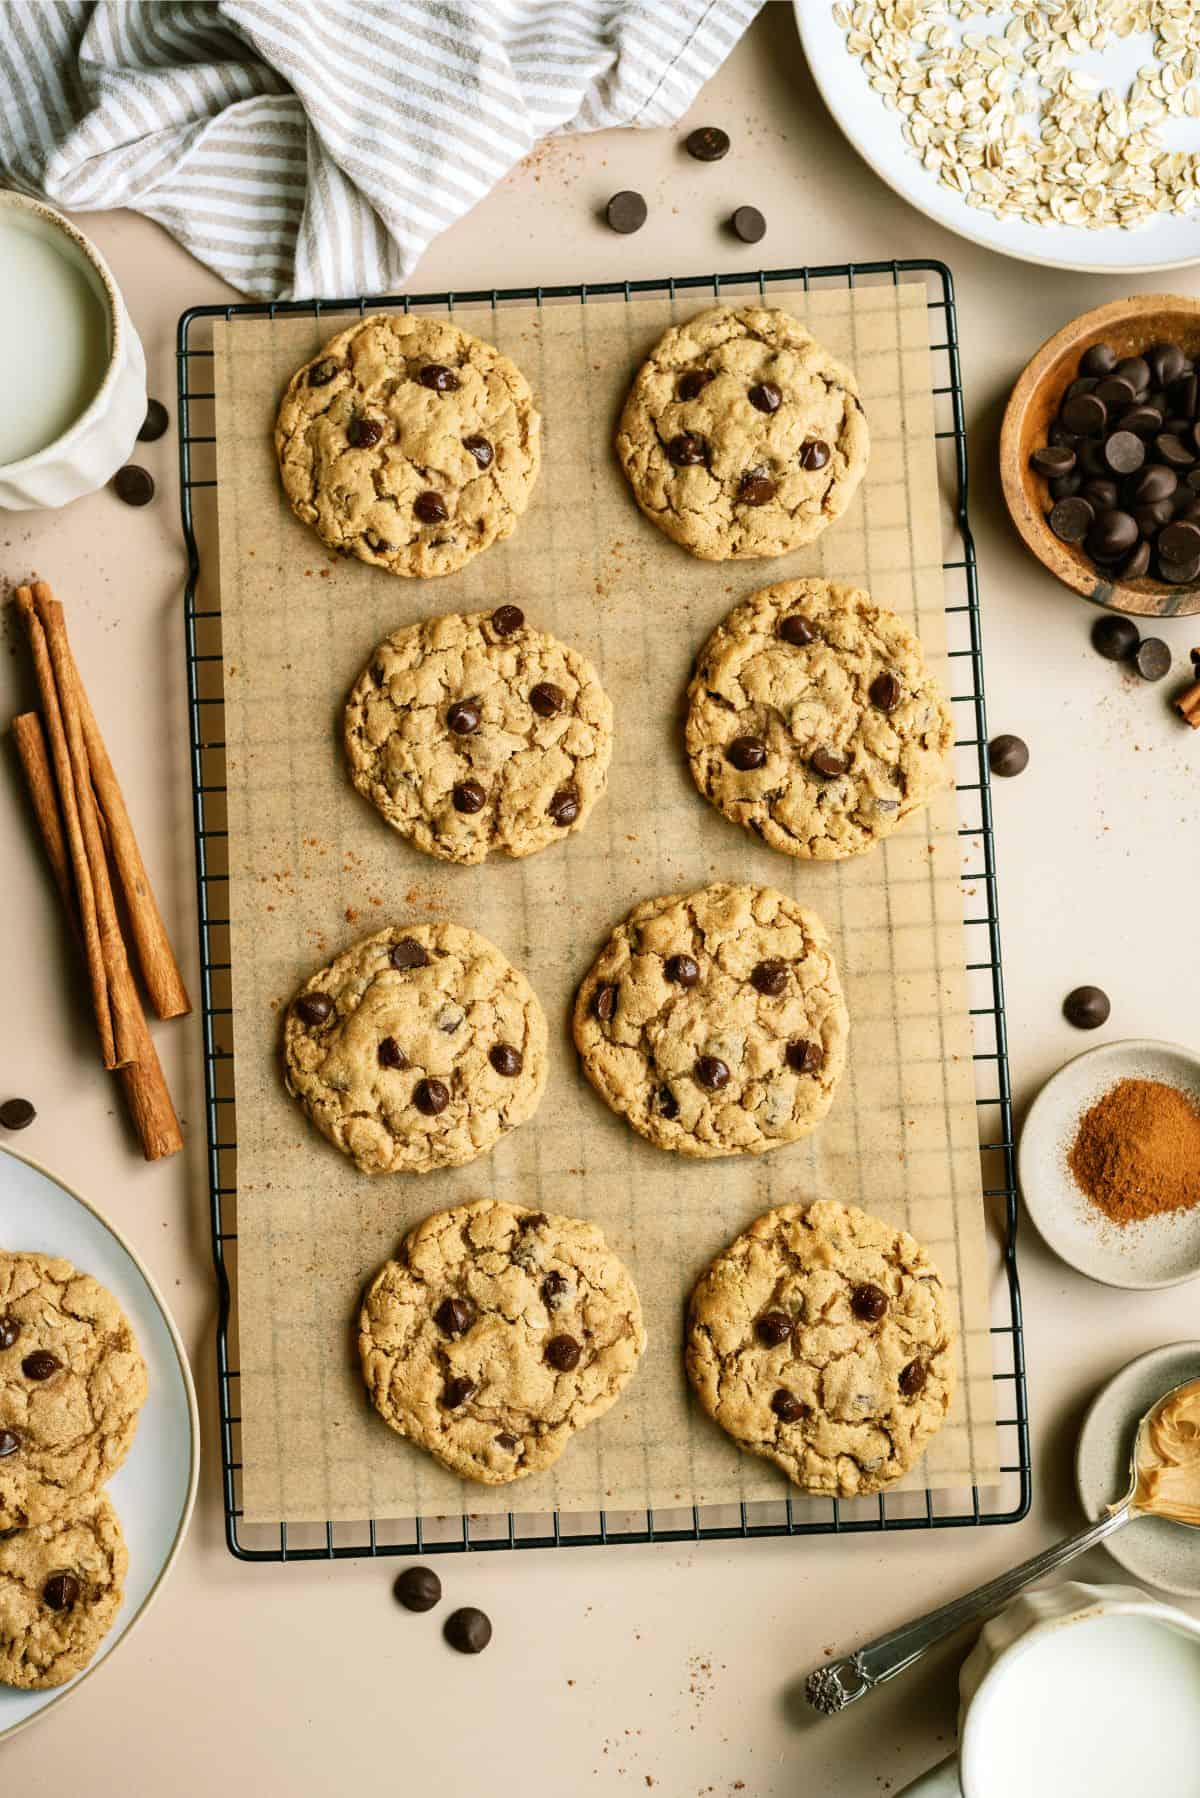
[805,1376,1200,1716]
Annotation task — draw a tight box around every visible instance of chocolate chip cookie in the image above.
[0,1254,147,1530]
[616,305,869,560]
[572,882,848,1158]
[345,608,613,864]
[283,922,547,1175]
[686,1201,955,1497]
[686,579,954,860]
[0,1492,127,1689]
[359,1198,646,1484]
[275,314,541,578]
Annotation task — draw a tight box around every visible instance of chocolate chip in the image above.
[1030,445,1076,478]
[446,699,480,735]
[779,614,816,646]
[442,1375,477,1409]
[738,468,776,505]
[1093,377,1135,412]
[899,1360,927,1396]
[1148,342,1186,386]
[0,1099,35,1131]
[113,465,154,506]
[748,381,782,414]
[1116,356,1151,391]
[1122,406,1165,438]
[1081,479,1118,510]
[545,1334,581,1372]
[1135,637,1171,681]
[496,1433,519,1451]
[415,1078,450,1116]
[453,779,486,814]
[307,359,338,387]
[293,991,334,1026]
[988,734,1028,778]
[1064,377,1098,400]
[869,671,901,712]
[394,1566,441,1612]
[1048,495,1094,543]
[786,1039,822,1073]
[438,1004,463,1034]
[730,205,766,243]
[542,1271,569,1309]
[799,439,831,471]
[1119,541,1151,580]
[489,1044,523,1077]
[658,1086,679,1119]
[492,604,524,636]
[390,937,428,971]
[42,1572,80,1612]
[850,1283,888,1322]
[755,1310,792,1347]
[347,415,383,449]
[694,1055,730,1091]
[530,682,564,717]
[1156,433,1196,468]
[377,1037,407,1070]
[1061,393,1106,437]
[1087,508,1139,561]
[1080,342,1117,378]
[519,1212,548,1233]
[726,735,766,771]
[686,125,730,161]
[1091,615,1139,660]
[771,1389,807,1423]
[363,530,391,555]
[1133,464,1178,504]
[1104,430,1145,475]
[810,747,850,779]
[138,398,169,442]
[667,432,707,467]
[1134,500,1173,538]
[1160,520,1200,563]
[750,960,787,997]
[665,954,699,987]
[1160,555,1200,585]
[0,1432,19,1458]
[1063,984,1110,1029]
[0,1319,18,1350]
[547,787,579,826]
[419,363,459,392]
[593,983,617,1022]
[434,1296,475,1338]
[464,435,494,468]
[414,490,448,523]
[606,190,647,233]
[22,1352,59,1381]
[444,1606,492,1654]
[1171,372,1199,417]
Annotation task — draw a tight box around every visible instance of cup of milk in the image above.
[899,1581,1200,1796]
[0,191,146,509]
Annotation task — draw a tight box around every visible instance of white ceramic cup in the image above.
[0,191,146,509]
[899,1581,1200,1796]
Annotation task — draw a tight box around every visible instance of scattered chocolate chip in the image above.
[810,746,850,778]
[547,787,579,826]
[444,1606,492,1654]
[1104,430,1145,475]
[519,1212,548,1232]
[730,204,766,243]
[799,438,831,471]
[0,1319,18,1350]
[786,1039,822,1074]
[530,682,564,717]
[869,671,901,712]
[446,699,480,735]
[545,1334,582,1372]
[0,1099,35,1131]
[1030,445,1076,478]
[592,983,617,1023]
[755,1310,792,1347]
[347,415,383,449]
[1080,342,1117,378]
[665,954,699,987]
[442,1375,477,1409]
[434,1296,475,1338]
[750,960,788,997]
[1063,984,1110,1029]
[0,1432,19,1457]
[685,125,730,161]
[377,1037,407,1070]
[42,1572,80,1613]
[771,1389,807,1423]
[138,398,169,442]
[726,735,766,771]
[678,369,713,400]
[463,434,494,468]
[779,614,816,646]
[658,1085,680,1119]
[738,467,776,505]
[899,1360,927,1396]
[492,604,524,637]
[293,991,334,1027]
[1048,495,1093,543]
[453,779,487,814]
[748,381,782,414]
[666,432,707,467]
[390,937,429,971]
[414,490,448,523]
[419,363,459,392]
[415,1078,450,1116]
[22,1352,60,1381]
[496,1433,519,1450]
[307,359,338,387]
[988,734,1029,778]
[489,1044,523,1077]
[606,189,647,234]
[363,530,391,554]
[394,1566,441,1612]
[542,1271,569,1309]
[694,1055,730,1091]
[850,1283,888,1323]
[1092,615,1139,660]
[113,465,154,506]
[1135,636,1171,681]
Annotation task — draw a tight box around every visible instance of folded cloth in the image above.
[0,0,763,299]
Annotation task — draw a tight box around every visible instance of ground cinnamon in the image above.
[1069,1077,1200,1226]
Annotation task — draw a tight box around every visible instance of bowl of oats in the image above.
[1000,293,1200,617]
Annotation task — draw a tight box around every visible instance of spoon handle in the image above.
[805,1502,1133,1715]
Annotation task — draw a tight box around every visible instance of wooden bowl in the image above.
[1000,294,1200,618]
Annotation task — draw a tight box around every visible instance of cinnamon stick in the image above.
[13,587,117,1068]
[35,581,191,1021]
[12,713,183,1161]
[1174,680,1200,728]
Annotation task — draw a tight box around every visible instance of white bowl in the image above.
[0,193,146,510]
[1018,1038,1200,1290]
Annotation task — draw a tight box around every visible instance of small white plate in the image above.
[0,1147,199,1742]
[795,5,1200,275]
[1018,1038,1200,1290]
[1077,1342,1200,1598]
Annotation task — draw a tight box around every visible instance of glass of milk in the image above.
[0,192,146,509]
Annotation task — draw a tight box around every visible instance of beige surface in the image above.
[1,8,1199,1793]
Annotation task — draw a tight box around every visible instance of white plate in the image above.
[795,4,1200,275]
[1076,1342,1200,1598]
[0,1147,198,1742]
[1018,1038,1200,1290]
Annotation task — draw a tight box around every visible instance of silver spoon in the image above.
[805,1375,1200,1716]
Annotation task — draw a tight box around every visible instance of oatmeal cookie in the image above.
[0,1493,127,1689]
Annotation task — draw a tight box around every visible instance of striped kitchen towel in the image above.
[0,0,763,299]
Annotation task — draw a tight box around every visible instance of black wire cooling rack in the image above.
[179,260,1030,1562]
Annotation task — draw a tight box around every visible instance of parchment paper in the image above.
[212,284,999,1525]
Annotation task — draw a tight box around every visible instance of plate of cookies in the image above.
[0,1146,198,1739]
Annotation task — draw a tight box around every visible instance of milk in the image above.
[975,1613,1200,1796]
[0,211,111,466]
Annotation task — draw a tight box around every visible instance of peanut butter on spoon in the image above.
[1133,1378,1200,1527]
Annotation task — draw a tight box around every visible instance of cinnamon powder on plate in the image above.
[1068,1077,1200,1226]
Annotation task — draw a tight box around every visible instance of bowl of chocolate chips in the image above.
[1001,295,1200,618]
